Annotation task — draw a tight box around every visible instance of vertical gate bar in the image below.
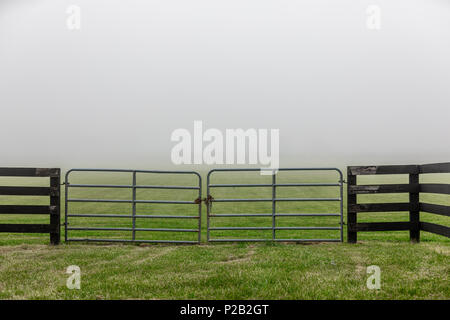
[409,172,420,242]
[50,169,61,245]
[272,171,276,241]
[206,172,211,242]
[198,174,202,244]
[347,169,357,243]
[64,172,69,242]
[132,171,137,241]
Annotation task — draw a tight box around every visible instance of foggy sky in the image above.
[1,0,449,169]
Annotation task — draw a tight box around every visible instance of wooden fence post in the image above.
[50,169,61,245]
[409,171,420,242]
[347,168,357,243]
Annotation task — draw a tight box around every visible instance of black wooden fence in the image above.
[347,162,450,243]
[0,168,60,244]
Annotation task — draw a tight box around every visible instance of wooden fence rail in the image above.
[347,162,450,243]
[0,168,60,244]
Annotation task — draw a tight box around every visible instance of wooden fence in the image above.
[0,168,60,244]
[347,162,450,243]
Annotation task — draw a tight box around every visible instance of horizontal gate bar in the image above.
[67,227,198,232]
[209,168,343,172]
[211,198,272,202]
[67,199,197,204]
[210,213,272,217]
[66,168,201,175]
[68,199,132,203]
[211,198,341,202]
[136,185,199,190]
[275,183,341,187]
[209,183,272,188]
[276,226,340,230]
[208,239,341,242]
[209,226,340,231]
[210,227,271,230]
[68,184,130,189]
[68,214,199,219]
[209,213,341,217]
[68,184,199,190]
[275,198,341,201]
[135,200,197,204]
[209,183,340,188]
[67,238,198,244]
[276,213,341,217]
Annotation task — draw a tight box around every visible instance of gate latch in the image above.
[203,195,214,206]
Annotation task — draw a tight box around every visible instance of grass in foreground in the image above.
[0,241,448,299]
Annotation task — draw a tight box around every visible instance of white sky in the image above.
[0,0,449,169]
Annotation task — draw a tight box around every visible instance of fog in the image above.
[1,0,449,170]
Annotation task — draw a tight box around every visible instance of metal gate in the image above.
[65,169,202,244]
[206,168,344,242]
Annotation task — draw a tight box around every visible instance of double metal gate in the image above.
[65,169,202,244]
[206,168,344,242]
[64,167,343,244]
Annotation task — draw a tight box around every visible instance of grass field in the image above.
[0,169,448,299]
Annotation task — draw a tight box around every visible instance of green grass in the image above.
[0,170,448,299]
